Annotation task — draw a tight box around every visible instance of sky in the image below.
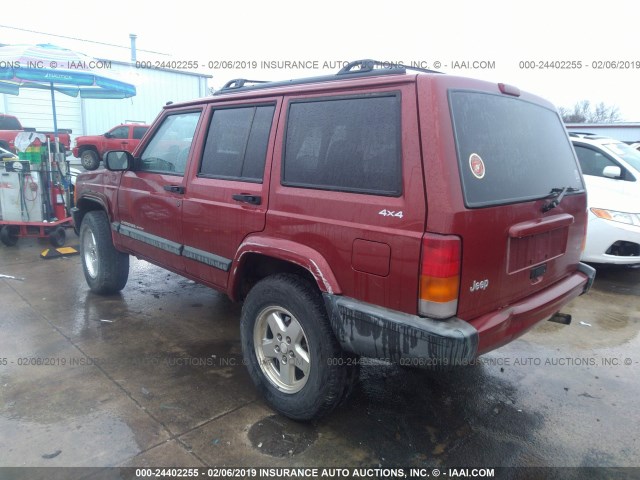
[2,0,640,120]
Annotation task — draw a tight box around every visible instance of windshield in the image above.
[602,142,640,173]
[449,90,584,208]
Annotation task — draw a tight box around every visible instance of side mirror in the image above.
[603,165,622,179]
[104,151,133,171]
[104,132,114,138]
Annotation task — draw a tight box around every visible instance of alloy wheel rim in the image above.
[83,230,98,278]
[253,306,310,393]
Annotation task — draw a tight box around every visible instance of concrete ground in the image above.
[0,236,639,476]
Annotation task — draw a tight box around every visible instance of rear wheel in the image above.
[0,226,19,247]
[80,150,100,170]
[79,211,129,293]
[240,273,356,420]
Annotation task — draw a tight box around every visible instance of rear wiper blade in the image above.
[542,186,579,213]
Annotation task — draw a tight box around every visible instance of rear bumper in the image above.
[323,263,595,366]
[323,294,478,367]
[472,264,595,354]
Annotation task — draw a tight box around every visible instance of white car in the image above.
[571,133,640,264]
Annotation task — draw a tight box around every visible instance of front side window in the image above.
[199,105,275,182]
[283,95,402,196]
[138,111,200,175]
[109,126,129,139]
[574,145,618,178]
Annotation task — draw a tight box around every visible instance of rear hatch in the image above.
[419,76,587,321]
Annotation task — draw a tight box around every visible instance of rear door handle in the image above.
[232,194,261,205]
[163,185,185,194]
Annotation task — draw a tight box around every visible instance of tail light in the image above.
[419,233,461,319]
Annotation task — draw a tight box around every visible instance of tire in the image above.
[240,273,355,420]
[79,210,129,294]
[80,150,100,170]
[49,226,66,247]
[0,226,19,247]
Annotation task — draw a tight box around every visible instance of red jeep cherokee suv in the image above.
[72,60,595,420]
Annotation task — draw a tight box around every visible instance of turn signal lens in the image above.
[419,234,461,319]
[591,208,640,226]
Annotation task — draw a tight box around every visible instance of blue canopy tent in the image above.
[0,43,137,149]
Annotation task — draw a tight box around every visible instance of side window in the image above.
[132,126,148,139]
[199,105,275,182]
[574,145,617,177]
[283,95,401,196]
[109,126,129,139]
[138,111,200,175]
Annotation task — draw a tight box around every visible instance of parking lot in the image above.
[0,238,639,475]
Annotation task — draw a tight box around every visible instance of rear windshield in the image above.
[450,90,584,208]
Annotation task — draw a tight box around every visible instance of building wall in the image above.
[81,63,209,135]
[565,124,640,143]
[3,87,83,136]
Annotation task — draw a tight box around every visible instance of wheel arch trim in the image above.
[231,235,342,299]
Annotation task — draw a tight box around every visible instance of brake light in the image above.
[498,83,521,97]
[419,234,461,319]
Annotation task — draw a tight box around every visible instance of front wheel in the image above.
[240,274,355,420]
[80,150,100,170]
[79,210,129,293]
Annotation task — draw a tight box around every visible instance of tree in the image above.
[559,100,622,123]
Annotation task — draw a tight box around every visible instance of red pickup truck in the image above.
[0,114,71,153]
[72,123,150,170]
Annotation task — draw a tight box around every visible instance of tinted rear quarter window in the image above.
[450,91,583,207]
[283,95,401,196]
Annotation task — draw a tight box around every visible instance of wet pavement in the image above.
[0,237,639,475]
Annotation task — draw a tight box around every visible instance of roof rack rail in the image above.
[220,78,271,90]
[568,132,597,137]
[214,58,442,95]
[337,59,441,76]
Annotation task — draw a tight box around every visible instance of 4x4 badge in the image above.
[469,153,485,179]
